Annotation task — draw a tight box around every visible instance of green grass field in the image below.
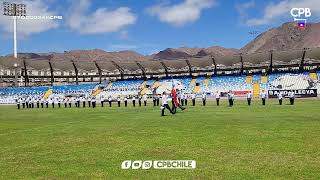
[1,99,320,179]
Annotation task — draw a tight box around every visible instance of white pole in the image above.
[13,16,17,58]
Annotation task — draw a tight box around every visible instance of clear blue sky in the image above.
[0,0,319,56]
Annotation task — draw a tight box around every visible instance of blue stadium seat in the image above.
[0,86,48,95]
[52,83,97,94]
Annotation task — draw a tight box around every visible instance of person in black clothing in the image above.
[153,95,156,106]
[156,94,160,106]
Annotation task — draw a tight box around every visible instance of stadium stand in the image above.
[267,72,311,90]
[1,47,320,103]
[205,75,252,94]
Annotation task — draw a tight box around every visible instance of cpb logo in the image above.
[290,8,311,18]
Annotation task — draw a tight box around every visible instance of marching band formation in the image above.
[14,90,296,116]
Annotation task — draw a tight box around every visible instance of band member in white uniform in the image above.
[41,97,44,108]
[81,96,86,107]
[227,91,234,107]
[45,98,49,108]
[132,96,136,107]
[88,96,91,107]
[68,97,72,108]
[278,91,283,105]
[76,96,80,108]
[138,94,142,107]
[260,90,267,106]
[16,97,20,109]
[191,93,196,106]
[108,95,112,107]
[161,92,173,116]
[57,97,61,108]
[100,95,104,107]
[124,95,128,107]
[74,97,78,107]
[215,91,220,106]
[247,91,252,106]
[184,93,188,106]
[117,95,121,107]
[63,97,67,108]
[143,94,148,106]
[36,97,40,108]
[289,91,295,105]
[202,92,206,106]
[91,96,96,108]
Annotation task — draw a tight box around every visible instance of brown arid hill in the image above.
[51,49,148,61]
[240,22,320,54]
[151,46,239,59]
[12,49,148,62]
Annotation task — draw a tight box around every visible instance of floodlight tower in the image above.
[3,2,26,58]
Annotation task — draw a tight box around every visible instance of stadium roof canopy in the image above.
[0,47,320,73]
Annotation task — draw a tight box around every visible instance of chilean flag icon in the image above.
[295,19,306,29]
[297,22,305,28]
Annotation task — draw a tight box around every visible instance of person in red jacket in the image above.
[171,88,185,113]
